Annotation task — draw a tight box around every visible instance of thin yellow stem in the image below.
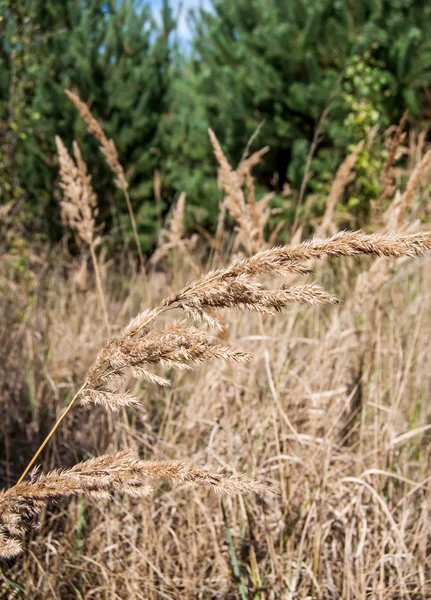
[122,186,152,303]
[90,244,110,335]
[123,187,145,271]
[17,387,84,484]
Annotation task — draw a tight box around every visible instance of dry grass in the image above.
[316,140,364,237]
[209,129,277,254]
[65,89,146,270]
[55,135,110,333]
[1,226,430,597]
[10,228,430,558]
[150,192,198,269]
[1,118,431,599]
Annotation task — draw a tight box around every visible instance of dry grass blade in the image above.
[0,449,266,559]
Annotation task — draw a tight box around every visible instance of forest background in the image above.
[2,0,431,253]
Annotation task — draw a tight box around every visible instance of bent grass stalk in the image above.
[123,186,146,272]
[17,387,83,484]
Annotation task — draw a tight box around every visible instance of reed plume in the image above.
[378,110,408,203]
[392,149,431,228]
[65,89,145,270]
[352,141,431,319]
[55,136,98,247]
[0,448,265,559]
[150,192,198,267]
[64,90,126,191]
[82,320,251,409]
[209,129,275,254]
[317,140,364,237]
[55,136,110,333]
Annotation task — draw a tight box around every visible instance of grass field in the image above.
[0,109,430,599]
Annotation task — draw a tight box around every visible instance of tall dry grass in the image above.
[209,129,277,255]
[55,136,110,333]
[65,89,146,271]
[9,228,429,561]
[0,119,430,599]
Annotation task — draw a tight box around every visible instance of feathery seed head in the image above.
[56,136,98,245]
[0,449,267,559]
[65,89,128,191]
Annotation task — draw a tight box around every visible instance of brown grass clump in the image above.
[2,110,431,598]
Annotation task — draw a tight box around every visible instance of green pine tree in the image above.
[162,0,431,231]
[1,0,176,250]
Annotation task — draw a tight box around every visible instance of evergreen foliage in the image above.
[1,0,431,248]
[164,0,431,228]
[1,0,175,249]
